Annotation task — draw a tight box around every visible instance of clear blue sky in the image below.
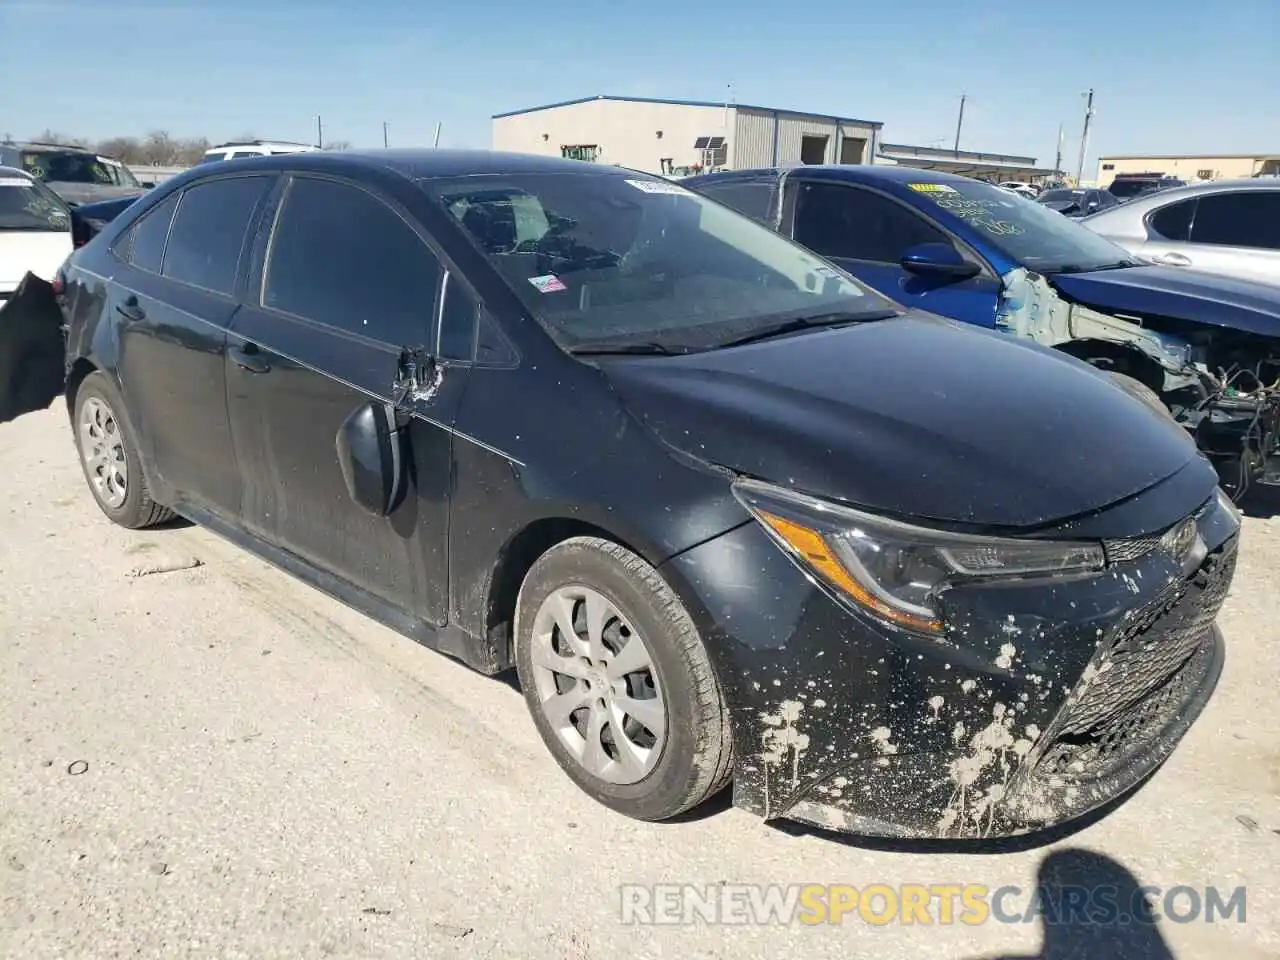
[2,0,1275,173]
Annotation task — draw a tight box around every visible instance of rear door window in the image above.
[1149,198,1195,240]
[795,181,950,263]
[1187,191,1280,250]
[262,176,442,344]
[117,193,180,273]
[162,176,272,296]
[698,180,776,224]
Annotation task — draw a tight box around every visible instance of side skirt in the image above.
[176,502,499,676]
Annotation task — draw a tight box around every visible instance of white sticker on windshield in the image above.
[528,274,567,293]
[0,177,32,187]
[625,178,692,196]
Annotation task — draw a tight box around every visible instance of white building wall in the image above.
[492,99,728,174]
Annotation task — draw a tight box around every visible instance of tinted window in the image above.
[229,151,263,160]
[699,180,775,224]
[795,182,950,263]
[1188,192,1280,250]
[264,177,441,343]
[120,193,179,273]
[200,153,227,165]
[162,176,270,296]
[438,273,477,361]
[1040,189,1084,203]
[1150,198,1195,240]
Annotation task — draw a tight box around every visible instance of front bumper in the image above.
[662,489,1239,840]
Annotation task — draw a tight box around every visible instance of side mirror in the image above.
[335,401,407,518]
[901,242,981,280]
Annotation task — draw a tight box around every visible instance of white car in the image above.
[200,140,319,164]
[0,167,72,302]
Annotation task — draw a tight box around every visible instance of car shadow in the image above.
[958,848,1175,960]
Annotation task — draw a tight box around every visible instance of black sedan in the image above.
[0,149,1240,839]
[1038,186,1119,218]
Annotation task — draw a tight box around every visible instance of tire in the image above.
[514,536,734,821]
[71,372,175,529]
[1106,370,1176,421]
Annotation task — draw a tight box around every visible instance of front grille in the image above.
[1031,540,1236,783]
[1102,534,1161,564]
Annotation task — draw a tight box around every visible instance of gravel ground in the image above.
[1,408,1278,960]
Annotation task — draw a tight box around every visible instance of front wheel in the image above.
[72,372,174,529]
[514,537,734,821]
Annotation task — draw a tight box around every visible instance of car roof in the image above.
[690,164,986,188]
[8,141,93,154]
[186,148,650,182]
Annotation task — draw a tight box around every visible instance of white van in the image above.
[200,140,319,164]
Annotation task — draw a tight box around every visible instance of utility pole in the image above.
[1054,124,1064,176]
[316,115,323,150]
[383,121,389,148]
[433,122,442,148]
[1076,89,1094,185]
[954,94,966,155]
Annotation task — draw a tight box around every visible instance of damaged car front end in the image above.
[667,477,1237,840]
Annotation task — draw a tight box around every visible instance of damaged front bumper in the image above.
[663,487,1240,840]
[0,271,68,425]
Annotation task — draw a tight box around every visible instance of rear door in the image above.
[226,172,470,624]
[110,173,275,517]
[784,179,1002,326]
[1146,190,1280,285]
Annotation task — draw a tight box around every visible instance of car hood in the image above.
[1049,264,1280,336]
[44,182,146,206]
[600,314,1201,530]
[0,230,72,292]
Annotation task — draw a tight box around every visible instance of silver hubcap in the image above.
[530,586,666,785]
[79,397,128,509]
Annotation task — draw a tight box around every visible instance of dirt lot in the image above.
[1,407,1278,960]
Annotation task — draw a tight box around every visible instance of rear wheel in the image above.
[72,372,174,529]
[514,536,734,821]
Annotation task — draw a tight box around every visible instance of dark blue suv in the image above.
[686,165,1280,497]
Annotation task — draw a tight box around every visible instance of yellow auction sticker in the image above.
[908,183,958,193]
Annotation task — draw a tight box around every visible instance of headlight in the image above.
[732,479,1106,636]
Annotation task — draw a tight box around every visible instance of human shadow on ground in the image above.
[960,848,1176,960]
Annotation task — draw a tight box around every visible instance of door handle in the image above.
[1152,251,1192,267]
[115,296,145,322]
[229,344,271,374]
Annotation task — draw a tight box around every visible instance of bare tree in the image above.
[35,129,89,147]
[322,140,352,151]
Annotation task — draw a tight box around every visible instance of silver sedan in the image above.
[1079,177,1280,287]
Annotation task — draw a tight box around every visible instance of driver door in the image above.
[783,179,1001,328]
[226,173,471,625]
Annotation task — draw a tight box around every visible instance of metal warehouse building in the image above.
[491,94,883,176]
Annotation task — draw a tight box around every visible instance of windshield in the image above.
[21,150,140,187]
[1107,178,1158,200]
[1040,189,1084,203]
[0,174,71,231]
[905,179,1134,273]
[427,171,896,351]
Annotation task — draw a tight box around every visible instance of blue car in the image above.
[685,165,1280,496]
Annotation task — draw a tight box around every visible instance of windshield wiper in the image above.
[568,341,695,356]
[713,310,899,349]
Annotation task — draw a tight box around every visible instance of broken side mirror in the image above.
[335,400,407,518]
[901,242,981,280]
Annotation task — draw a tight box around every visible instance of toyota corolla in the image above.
[0,149,1240,839]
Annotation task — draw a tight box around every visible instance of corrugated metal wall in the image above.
[731,109,879,168]
[733,109,779,168]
